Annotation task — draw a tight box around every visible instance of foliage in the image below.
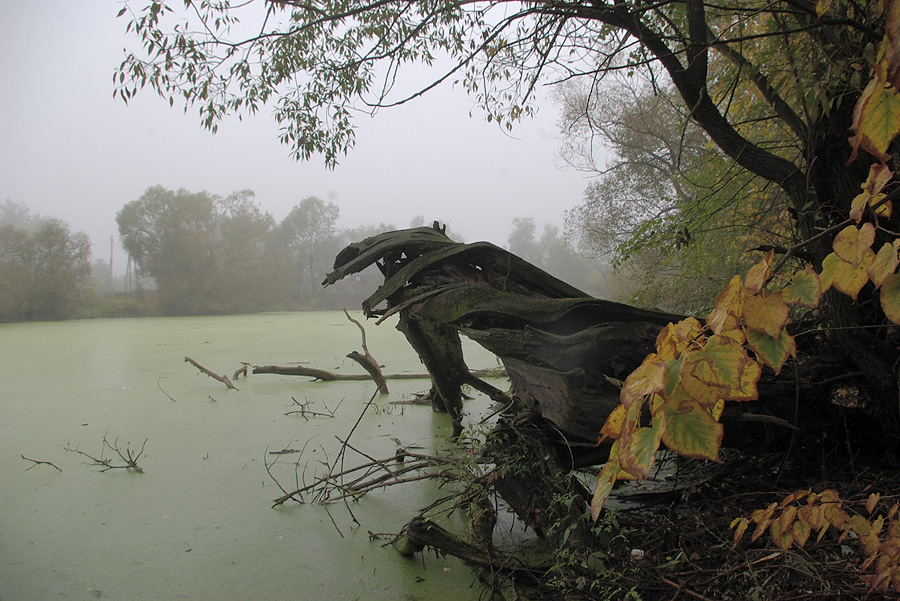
[0,214,94,321]
[592,9,900,589]
[559,81,791,313]
[117,186,291,315]
[278,196,341,306]
[731,489,900,592]
[507,217,597,291]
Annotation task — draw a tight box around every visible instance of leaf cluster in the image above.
[731,489,900,592]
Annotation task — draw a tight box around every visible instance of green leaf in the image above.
[619,424,662,479]
[746,329,796,374]
[782,269,822,308]
[659,403,723,462]
[881,273,900,324]
[591,442,622,520]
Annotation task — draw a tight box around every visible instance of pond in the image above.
[0,312,502,601]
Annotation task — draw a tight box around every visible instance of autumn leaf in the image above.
[707,275,744,336]
[868,492,883,515]
[782,269,823,308]
[769,518,796,551]
[658,402,724,462]
[857,163,895,219]
[869,241,900,288]
[881,273,900,323]
[619,422,663,479]
[656,318,703,360]
[849,79,900,163]
[591,442,622,520]
[833,223,876,268]
[822,251,875,299]
[746,329,797,374]
[743,292,790,337]
[690,335,760,401]
[620,356,666,404]
[731,517,751,547]
[599,404,627,440]
[793,519,812,548]
[745,250,775,294]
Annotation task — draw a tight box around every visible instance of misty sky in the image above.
[0,1,595,269]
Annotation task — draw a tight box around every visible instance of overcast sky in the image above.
[0,1,595,269]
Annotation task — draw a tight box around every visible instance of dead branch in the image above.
[157,377,177,402]
[21,455,62,472]
[345,309,389,393]
[64,435,147,473]
[284,396,342,419]
[232,363,249,380]
[184,356,238,390]
[251,364,500,381]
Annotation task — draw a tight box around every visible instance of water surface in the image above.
[0,312,499,601]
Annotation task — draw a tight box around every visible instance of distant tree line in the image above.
[0,189,603,321]
[0,201,94,321]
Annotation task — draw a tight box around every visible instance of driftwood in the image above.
[185,356,238,390]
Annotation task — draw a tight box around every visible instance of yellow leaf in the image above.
[600,404,627,440]
[792,519,812,548]
[680,336,760,403]
[769,519,795,551]
[732,517,750,548]
[833,223,876,268]
[881,273,900,323]
[831,251,875,300]
[852,163,895,220]
[707,275,744,336]
[656,317,703,360]
[745,250,775,294]
[743,292,790,337]
[868,241,900,288]
[621,356,666,405]
[851,191,870,222]
[849,76,900,163]
[868,493,882,515]
[820,252,838,292]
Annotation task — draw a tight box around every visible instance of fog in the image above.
[0,1,592,268]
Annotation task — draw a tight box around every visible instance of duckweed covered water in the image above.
[0,312,499,601]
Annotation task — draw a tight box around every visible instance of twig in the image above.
[184,356,238,390]
[662,578,716,601]
[157,377,177,402]
[21,455,62,472]
[283,397,342,419]
[64,435,147,473]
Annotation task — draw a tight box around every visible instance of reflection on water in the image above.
[0,312,498,601]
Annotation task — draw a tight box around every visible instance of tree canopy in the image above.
[117,0,900,384]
